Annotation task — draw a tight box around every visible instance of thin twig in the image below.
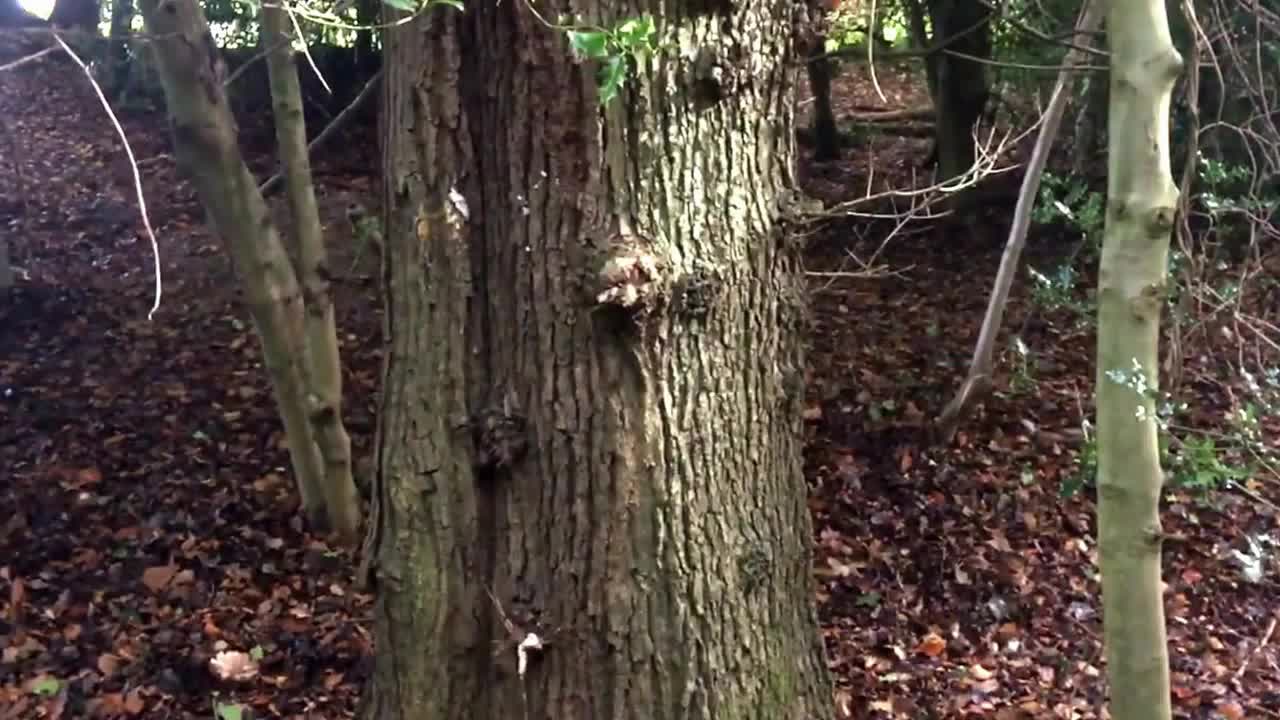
[941,48,1107,72]
[281,2,331,94]
[1233,616,1277,681]
[52,32,163,319]
[0,45,56,73]
[258,67,382,196]
[866,0,887,103]
[223,34,292,87]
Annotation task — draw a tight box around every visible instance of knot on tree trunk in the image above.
[596,248,662,312]
[472,409,529,472]
[672,267,723,320]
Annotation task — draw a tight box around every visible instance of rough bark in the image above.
[935,0,1102,443]
[136,0,332,533]
[1096,0,1181,713]
[262,3,362,546]
[362,2,833,719]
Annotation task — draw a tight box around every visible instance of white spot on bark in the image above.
[517,633,543,676]
[448,186,469,221]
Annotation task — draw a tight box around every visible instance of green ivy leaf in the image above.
[598,55,626,105]
[1059,474,1083,498]
[215,703,245,720]
[31,677,60,697]
[569,31,611,60]
[433,0,464,9]
[616,15,655,48]
[855,591,882,607]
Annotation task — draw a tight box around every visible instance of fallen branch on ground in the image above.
[847,106,934,122]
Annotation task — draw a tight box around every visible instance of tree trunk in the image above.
[362,3,834,719]
[925,0,991,183]
[137,0,334,535]
[806,35,840,162]
[0,0,46,25]
[901,0,936,99]
[0,232,11,289]
[263,3,362,546]
[0,111,18,290]
[1096,0,1181,713]
[49,0,97,30]
[1072,65,1109,177]
[354,0,377,73]
[105,0,133,99]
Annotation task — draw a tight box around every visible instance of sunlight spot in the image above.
[16,0,55,21]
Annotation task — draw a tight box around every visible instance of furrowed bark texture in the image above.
[364,2,833,719]
[1096,0,1181,713]
[138,0,330,530]
[263,5,362,546]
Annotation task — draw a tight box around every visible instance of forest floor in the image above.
[2,41,1280,720]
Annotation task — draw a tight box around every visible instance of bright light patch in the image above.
[16,0,55,21]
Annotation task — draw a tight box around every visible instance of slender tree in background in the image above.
[0,230,11,289]
[1095,0,1181,712]
[362,1,834,717]
[262,2,361,544]
[804,0,840,164]
[923,0,991,183]
[0,111,15,289]
[354,0,378,72]
[806,34,841,162]
[898,0,991,182]
[49,0,98,30]
[105,0,134,99]
[935,0,1102,442]
[136,0,361,545]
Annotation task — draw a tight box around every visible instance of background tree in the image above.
[103,0,133,99]
[135,0,362,545]
[48,0,96,30]
[362,1,835,717]
[806,31,841,162]
[911,0,992,183]
[0,0,43,23]
[0,226,11,289]
[262,0,362,542]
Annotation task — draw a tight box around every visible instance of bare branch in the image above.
[935,0,1104,443]
[52,32,164,318]
[259,67,383,196]
[0,45,56,73]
